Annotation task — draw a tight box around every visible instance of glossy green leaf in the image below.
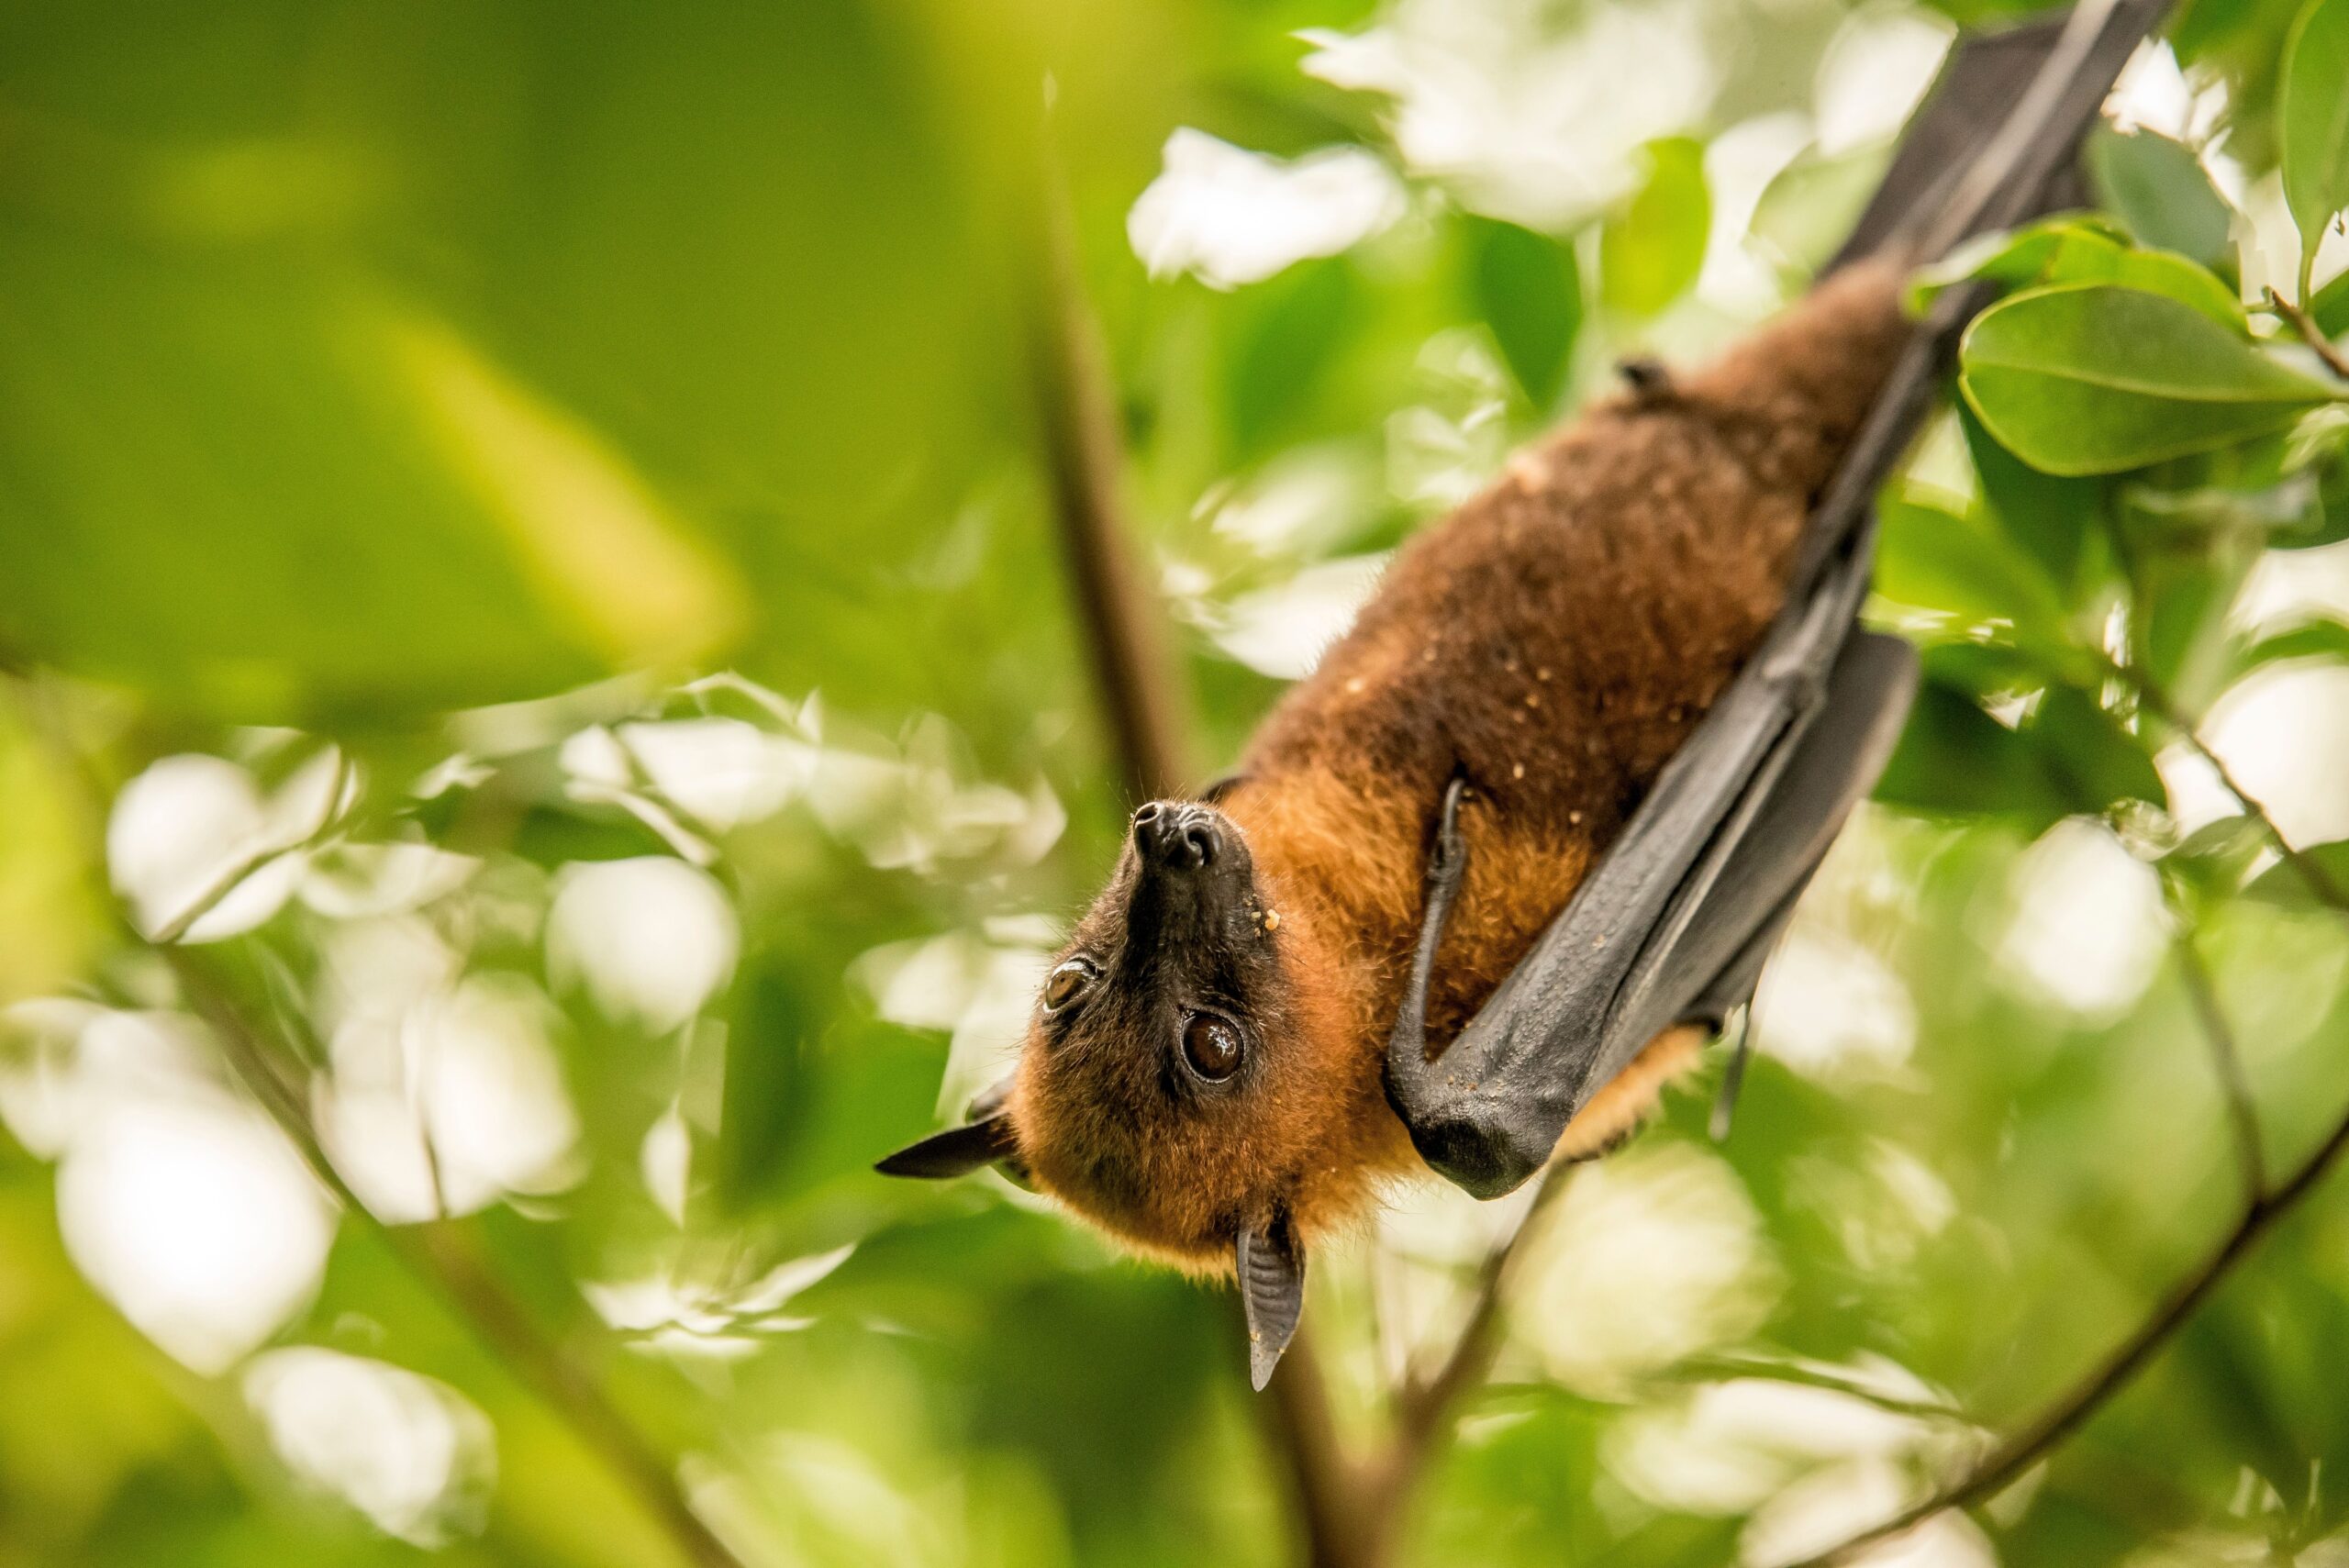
[0,228,745,720]
[1917,219,2245,329]
[2232,616,2349,678]
[1876,653,2162,827]
[2313,264,2349,338]
[1959,283,2339,475]
[1750,141,1890,278]
[1462,216,1583,408]
[2087,127,2238,271]
[1599,139,1709,317]
[1957,401,2107,604]
[2283,0,2349,293]
[1873,494,2072,646]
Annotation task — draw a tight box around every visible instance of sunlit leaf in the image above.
[1916,219,2245,329]
[0,233,743,720]
[2283,0,2349,293]
[1959,284,2339,475]
[1599,139,1709,317]
[2087,127,2238,272]
[2313,264,2349,338]
[1225,256,1367,456]
[1750,141,1890,279]
[1873,494,2072,647]
[1461,216,1582,408]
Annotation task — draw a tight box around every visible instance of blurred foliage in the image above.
[6,1,2349,1567]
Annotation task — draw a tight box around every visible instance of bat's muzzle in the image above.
[1131,801,1223,872]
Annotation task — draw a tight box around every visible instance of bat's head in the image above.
[878,796,1396,1387]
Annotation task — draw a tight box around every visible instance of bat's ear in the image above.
[1235,1209,1307,1391]
[874,1109,1019,1180]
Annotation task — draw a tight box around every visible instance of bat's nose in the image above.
[1132,801,1221,872]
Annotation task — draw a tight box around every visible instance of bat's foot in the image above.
[1615,356,1674,400]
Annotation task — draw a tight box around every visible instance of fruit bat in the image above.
[881,0,2168,1389]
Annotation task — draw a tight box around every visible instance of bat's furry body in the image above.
[1011,261,1911,1266]
[879,5,2167,1349]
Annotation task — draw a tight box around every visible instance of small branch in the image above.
[166,949,746,1568]
[1029,147,1194,806]
[1393,1167,1574,1458]
[2173,929,2266,1202]
[149,751,351,943]
[1778,1106,2349,1568]
[1658,1356,1966,1424]
[1311,1165,1579,1568]
[1778,769,2349,1568]
[2262,286,2349,383]
[2119,661,2349,911]
[1256,1336,1377,1568]
[1016,128,1358,1568]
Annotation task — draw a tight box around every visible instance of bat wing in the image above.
[1385,539,1916,1198]
[1380,0,2166,1200]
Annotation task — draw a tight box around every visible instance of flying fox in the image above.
[882,0,2167,1388]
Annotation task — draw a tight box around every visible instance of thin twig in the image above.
[1030,144,1194,806]
[1253,1340,1376,1568]
[1658,1356,1966,1423]
[165,948,746,1568]
[1779,772,2349,1568]
[2173,929,2267,1202]
[2120,661,2349,910]
[1394,1167,1574,1454]
[1323,1166,1579,1568]
[2265,285,2349,382]
[1019,139,1359,1568]
[1778,1106,2349,1568]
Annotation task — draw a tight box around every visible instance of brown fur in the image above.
[1012,261,1911,1270]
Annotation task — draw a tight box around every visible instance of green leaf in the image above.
[2313,264,2349,339]
[1599,139,1709,317]
[0,228,745,720]
[1917,219,2245,329]
[1873,494,2072,647]
[2087,127,2238,272]
[1750,141,1890,279]
[1957,401,2106,603]
[2283,0,2349,295]
[1225,257,1366,457]
[1461,216,1583,408]
[1875,656,2162,827]
[1958,284,2339,475]
[2033,684,2165,813]
[1875,678,2069,827]
[2232,616,2349,678]
[2245,840,2349,907]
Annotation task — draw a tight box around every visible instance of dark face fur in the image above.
[1010,800,1324,1265]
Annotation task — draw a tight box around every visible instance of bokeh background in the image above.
[6,1,2349,1565]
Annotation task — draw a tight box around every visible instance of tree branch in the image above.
[1392,1167,1573,1462]
[1777,1106,2349,1568]
[2263,286,2349,383]
[2121,661,2349,910]
[165,947,747,1568]
[1776,779,2349,1568]
[1019,142,1373,1568]
[2173,929,2266,1202]
[1029,148,1194,806]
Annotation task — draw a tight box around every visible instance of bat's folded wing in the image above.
[1384,539,1916,1198]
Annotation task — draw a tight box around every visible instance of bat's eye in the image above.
[1043,958,1098,1016]
[1182,1014,1242,1082]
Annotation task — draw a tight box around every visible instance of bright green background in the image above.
[6,0,2349,1564]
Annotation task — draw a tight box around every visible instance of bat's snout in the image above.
[1131,801,1223,873]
